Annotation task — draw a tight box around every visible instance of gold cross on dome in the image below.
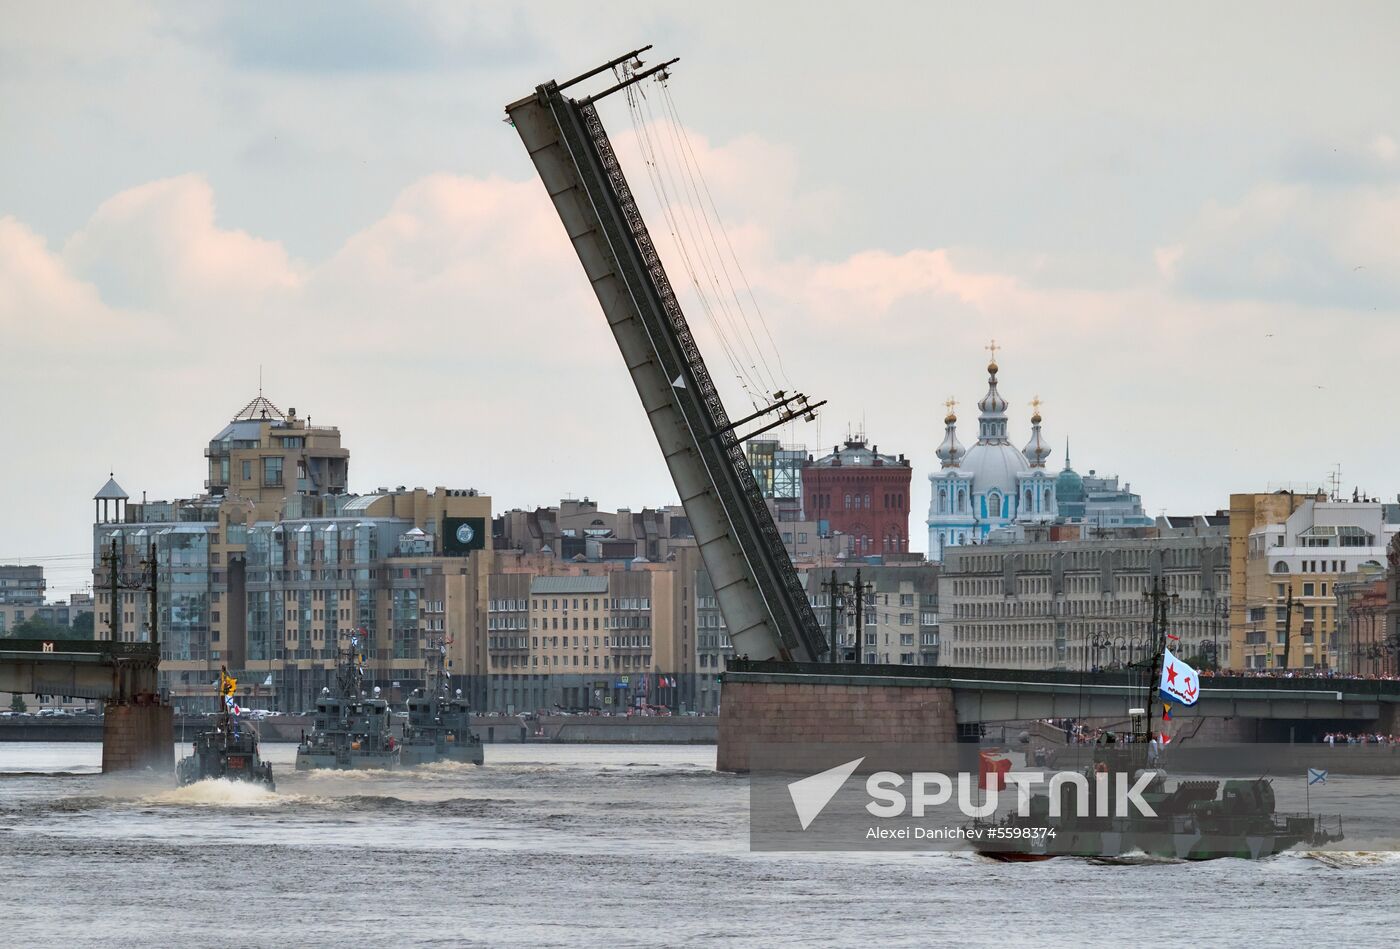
[945,397,957,414]
[1030,396,1042,413]
[985,339,1000,361]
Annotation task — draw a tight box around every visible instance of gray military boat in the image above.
[177,666,275,789]
[295,637,401,771]
[399,641,484,767]
[973,584,1344,861]
[973,713,1344,861]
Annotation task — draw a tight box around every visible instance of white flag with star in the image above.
[1159,648,1201,707]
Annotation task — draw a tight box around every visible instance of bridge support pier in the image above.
[102,699,173,773]
[718,667,957,773]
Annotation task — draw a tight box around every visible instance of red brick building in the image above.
[803,438,913,556]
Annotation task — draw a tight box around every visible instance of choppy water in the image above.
[2,742,1397,948]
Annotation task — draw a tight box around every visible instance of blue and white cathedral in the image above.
[927,348,1056,562]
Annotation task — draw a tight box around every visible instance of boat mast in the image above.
[1143,580,1176,744]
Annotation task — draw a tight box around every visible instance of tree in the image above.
[6,616,90,641]
[71,612,94,639]
[8,694,25,713]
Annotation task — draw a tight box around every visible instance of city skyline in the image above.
[4,3,1399,596]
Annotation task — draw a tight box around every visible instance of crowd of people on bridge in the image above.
[1197,668,1400,681]
[1320,731,1400,746]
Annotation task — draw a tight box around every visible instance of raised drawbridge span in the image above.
[507,48,826,662]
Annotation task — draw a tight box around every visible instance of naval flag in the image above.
[1159,648,1201,707]
[1308,768,1328,786]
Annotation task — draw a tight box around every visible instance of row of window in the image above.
[489,596,654,612]
[492,653,653,670]
[1273,560,1355,575]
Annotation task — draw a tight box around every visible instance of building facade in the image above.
[939,533,1230,671]
[481,549,701,714]
[803,437,913,556]
[0,565,45,606]
[1334,569,1389,676]
[803,563,940,666]
[1237,496,1400,671]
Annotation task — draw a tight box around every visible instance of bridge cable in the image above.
[658,78,792,394]
[621,79,758,399]
[649,85,778,397]
[633,83,771,405]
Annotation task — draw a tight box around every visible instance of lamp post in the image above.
[1278,588,1306,671]
[1209,598,1228,671]
[1087,626,1112,672]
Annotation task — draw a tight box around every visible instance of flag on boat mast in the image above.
[1159,648,1201,706]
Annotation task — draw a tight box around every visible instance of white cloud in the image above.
[1161,181,1400,307]
[61,174,302,312]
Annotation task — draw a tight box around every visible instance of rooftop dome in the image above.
[935,399,965,469]
[961,441,1030,499]
[1056,440,1085,503]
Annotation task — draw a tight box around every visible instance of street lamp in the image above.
[1087,626,1112,672]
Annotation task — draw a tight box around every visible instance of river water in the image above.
[2,742,1396,948]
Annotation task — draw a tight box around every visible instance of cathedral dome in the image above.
[960,441,1030,499]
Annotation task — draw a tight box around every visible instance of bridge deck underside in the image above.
[0,653,115,700]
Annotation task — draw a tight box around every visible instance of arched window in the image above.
[1025,488,1033,509]
[1044,487,1052,507]
[938,487,947,512]
[958,489,967,513]
[988,492,1001,518]
[1274,561,1288,573]
[845,494,851,510]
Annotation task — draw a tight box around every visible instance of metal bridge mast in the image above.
[506,48,827,661]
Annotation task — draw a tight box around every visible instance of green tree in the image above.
[8,694,25,713]
[71,612,94,639]
[7,616,90,641]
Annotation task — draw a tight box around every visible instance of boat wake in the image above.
[143,778,282,807]
[1293,849,1400,869]
[1085,850,1186,866]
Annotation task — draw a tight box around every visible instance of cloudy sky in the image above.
[3,2,1398,596]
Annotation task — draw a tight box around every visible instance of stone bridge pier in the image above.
[717,669,957,773]
[102,699,174,772]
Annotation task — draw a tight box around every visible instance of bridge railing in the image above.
[723,659,1400,697]
[0,638,160,663]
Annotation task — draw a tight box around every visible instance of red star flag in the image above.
[1159,648,1201,707]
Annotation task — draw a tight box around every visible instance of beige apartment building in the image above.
[1234,494,1398,671]
[483,545,703,712]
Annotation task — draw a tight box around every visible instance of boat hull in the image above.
[294,749,402,771]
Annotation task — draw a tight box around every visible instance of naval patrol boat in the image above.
[974,584,1344,861]
[295,637,401,771]
[399,642,484,767]
[177,667,276,789]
